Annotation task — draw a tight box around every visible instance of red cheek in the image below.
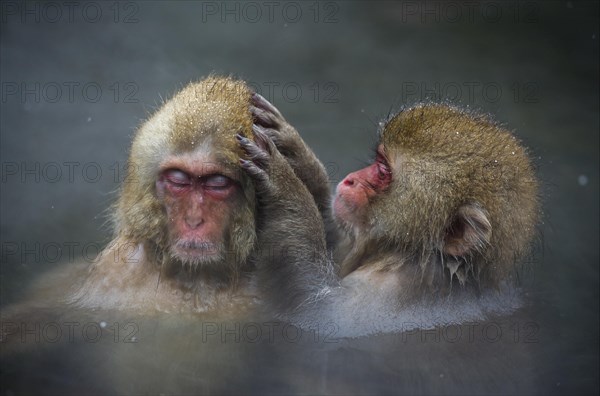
[156,180,239,243]
[337,163,389,198]
[202,186,237,201]
[334,163,391,224]
[165,183,191,197]
[333,191,370,223]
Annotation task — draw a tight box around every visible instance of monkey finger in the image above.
[236,134,270,169]
[252,124,280,146]
[250,105,280,129]
[251,92,284,120]
[251,125,278,155]
[239,158,268,184]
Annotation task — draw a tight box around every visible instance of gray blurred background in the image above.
[1,0,598,394]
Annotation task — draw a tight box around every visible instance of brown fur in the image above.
[72,76,260,313]
[247,103,540,332]
[361,104,539,288]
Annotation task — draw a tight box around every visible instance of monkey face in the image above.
[116,77,258,277]
[155,150,245,267]
[333,144,392,231]
[336,104,538,287]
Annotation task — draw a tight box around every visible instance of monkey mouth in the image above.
[332,195,354,219]
[332,196,354,228]
[171,239,223,265]
[333,194,370,235]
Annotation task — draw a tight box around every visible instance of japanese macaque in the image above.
[70,76,330,313]
[240,104,539,335]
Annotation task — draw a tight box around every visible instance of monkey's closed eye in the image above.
[377,164,390,181]
[375,155,391,182]
[164,169,192,186]
[203,174,233,190]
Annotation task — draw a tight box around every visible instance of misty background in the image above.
[1,1,598,395]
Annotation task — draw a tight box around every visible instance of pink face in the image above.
[333,145,392,228]
[155,157,242,264]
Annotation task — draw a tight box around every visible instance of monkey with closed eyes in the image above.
[69,75,332,314]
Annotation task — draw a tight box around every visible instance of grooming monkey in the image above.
[239,103,539,334]
[71,76,330,313]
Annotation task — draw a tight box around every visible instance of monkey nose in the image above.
[342,176,355,187]
[185,216,204,229]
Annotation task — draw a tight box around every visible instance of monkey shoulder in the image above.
[72,243,261,314]
[338,266,405,309]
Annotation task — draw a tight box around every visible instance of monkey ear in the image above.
[443,203,492,257]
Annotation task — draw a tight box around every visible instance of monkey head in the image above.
[334,104,539,286]
[115,76,257,272]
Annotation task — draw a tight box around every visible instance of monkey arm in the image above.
[250,93,332,218]
[236,129,337,313]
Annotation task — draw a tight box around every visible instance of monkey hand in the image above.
[251,93,331,213]
[236,127,329,284]
[250,92,303,157]
[236,128,311,203]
